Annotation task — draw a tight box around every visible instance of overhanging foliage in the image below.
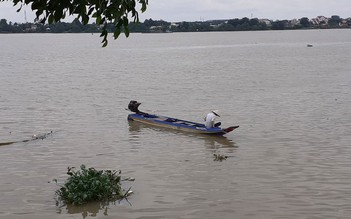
[1,0,148,46]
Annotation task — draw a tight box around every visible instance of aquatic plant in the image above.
[213,153,228,162]
[54,165,131,205]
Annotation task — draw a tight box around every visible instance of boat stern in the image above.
[127,114,135,121]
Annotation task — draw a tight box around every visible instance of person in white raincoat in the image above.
[204,110,221,128]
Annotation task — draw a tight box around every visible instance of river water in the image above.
[0,29,350,219]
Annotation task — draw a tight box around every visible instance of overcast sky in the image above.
[1,0,350,23]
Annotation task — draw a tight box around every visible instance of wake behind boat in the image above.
[127,101,239,135]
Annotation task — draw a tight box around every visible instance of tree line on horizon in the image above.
[0,15,350,34]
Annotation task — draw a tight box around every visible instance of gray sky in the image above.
[1,0,350,23]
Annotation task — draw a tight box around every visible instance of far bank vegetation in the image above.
[1,15,350,33]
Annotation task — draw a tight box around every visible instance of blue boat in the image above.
[127,101,239,135]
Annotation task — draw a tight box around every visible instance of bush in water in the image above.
[54,165,131,205]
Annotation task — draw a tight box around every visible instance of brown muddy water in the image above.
[0,30,351,219]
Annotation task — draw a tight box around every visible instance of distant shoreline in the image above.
[1,15,350,34]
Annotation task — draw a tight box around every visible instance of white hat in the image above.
[212,110,220,117]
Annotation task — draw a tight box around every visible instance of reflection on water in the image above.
[57,201,108,218]
[128,120,238,150]
[56,192,133,218]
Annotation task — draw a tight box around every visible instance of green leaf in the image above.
[48,14,54,24]
[102,40,108,47]
[141,1,147,12]
[35,10,41,18]
[54,11,63,22]
[100,29,107,37]
[124,27,130,37]
[31,1,38,10]
[96,14,101,24]
[88,7,95,16]
[117,19,124,28]
[16,4,22,12]
[114,29,121,39]
[68,4,74,14]
[82,14,89,25]
[123,17,129,26]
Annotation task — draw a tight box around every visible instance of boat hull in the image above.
[128,113,238,135]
